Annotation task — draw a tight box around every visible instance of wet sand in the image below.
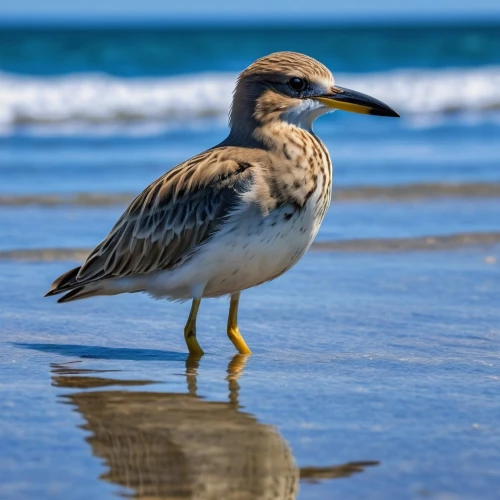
[1,249,499,500]
[2,167,500,500]
[312,232,500,252]
[1,232,499,262]
[2,182,500,207]
[48,360,378,498]
[1,175,499,500]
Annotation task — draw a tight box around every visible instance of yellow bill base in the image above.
[316,97,372,115]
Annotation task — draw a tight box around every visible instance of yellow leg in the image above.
[227,292,252,355]
[184,298,204,357]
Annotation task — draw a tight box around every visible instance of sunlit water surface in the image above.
[1,248,499,499]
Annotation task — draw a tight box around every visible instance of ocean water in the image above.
[1,24,500,197]
[1,24,500,191]
[1,22,500,500]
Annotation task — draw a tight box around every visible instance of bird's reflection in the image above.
[53,356,378,499]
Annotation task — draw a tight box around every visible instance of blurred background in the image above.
[1,0,500,251]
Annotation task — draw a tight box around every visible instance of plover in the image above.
[45,52,399,356]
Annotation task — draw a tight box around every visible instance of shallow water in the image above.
[2,198,500,252]
[1,248,499,499]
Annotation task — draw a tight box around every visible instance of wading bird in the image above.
[45,52,399,356]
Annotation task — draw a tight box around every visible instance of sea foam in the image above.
[0,66,499,128]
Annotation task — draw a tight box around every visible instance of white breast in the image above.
[145,176,329,300]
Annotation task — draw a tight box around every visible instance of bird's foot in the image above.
[184,325,204,357]
[227,326,252,355]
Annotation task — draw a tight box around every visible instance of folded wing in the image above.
[46,150,254,296]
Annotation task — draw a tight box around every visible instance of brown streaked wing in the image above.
[75,151,254,284]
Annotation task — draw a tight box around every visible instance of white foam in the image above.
[0,66,499,130]
[0,71,234,127]
[343,66,500,115]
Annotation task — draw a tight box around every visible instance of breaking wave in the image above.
[0,66,499,128]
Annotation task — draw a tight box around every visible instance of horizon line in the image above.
[1,13,500,28]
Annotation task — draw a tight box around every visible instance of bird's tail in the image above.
[44,266,104,303]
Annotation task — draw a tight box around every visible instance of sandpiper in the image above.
[45,52,399,356]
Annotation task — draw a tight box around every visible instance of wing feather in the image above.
[74,150,254,286]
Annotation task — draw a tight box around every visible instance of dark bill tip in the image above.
[369,107,400,118]
[317,85,400,118]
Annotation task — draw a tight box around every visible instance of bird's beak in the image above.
[316,86,400,117]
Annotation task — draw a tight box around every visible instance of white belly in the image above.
[145,197,326,300]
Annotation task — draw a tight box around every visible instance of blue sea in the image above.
[1,24,500,197]
[0,22,500,499]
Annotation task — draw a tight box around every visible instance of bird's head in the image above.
[230,51,399,135]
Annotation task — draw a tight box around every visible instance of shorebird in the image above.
[45,52,399,356]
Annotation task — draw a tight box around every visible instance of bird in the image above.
[45,52,399,357]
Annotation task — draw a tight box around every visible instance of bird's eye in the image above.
[288,77,306,92]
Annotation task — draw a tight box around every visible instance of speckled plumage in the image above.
[47,52,333,302]
[45,51,398,354]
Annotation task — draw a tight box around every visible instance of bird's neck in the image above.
[224,117,319,154]
[226,86,327,151]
